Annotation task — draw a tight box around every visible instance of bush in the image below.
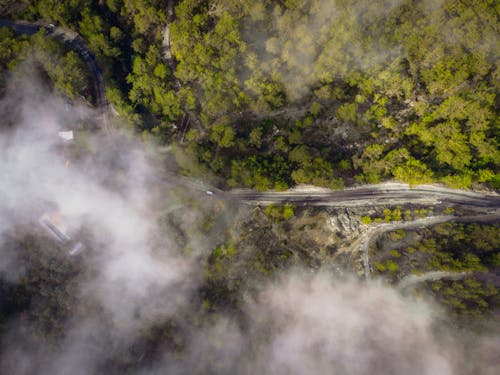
[374,261,386,272]
[386,260,399,273]
[361,216,372,225]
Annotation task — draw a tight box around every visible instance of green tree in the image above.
[393,159,434,186]
[210,123,235,148]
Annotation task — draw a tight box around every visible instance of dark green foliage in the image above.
[30,32,89,99]
[420,222,499,272]
[0,27,29,77]
[372,221,499,322]
[374,222,499,277]
[428,278,498,322]
[0,232,81,339]
[0,28,90,99]
[35,0,93,26]
[127,46,182,121]
[229,154,292,191]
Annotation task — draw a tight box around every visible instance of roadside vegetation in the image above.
[360,205,445,224]
[0,0,498,329]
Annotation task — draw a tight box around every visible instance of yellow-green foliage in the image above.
[282,205,295,220]
[374,261,386,272]
[212,244,237,259]
[385,260,399,273]
[389,249,401,258]
[265,203,295,222]
[361,216,372,225]
[388,229,406,241]
[368,207,407,223]
[375,260,399,274]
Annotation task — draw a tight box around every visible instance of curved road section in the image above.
[0,19,111,132]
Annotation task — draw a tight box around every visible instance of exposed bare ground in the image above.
[397,271,472,290]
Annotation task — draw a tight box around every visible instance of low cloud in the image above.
[152,272,469,375]
[248,273,455,375]
[238,0,497,103]
[1,71,498,375]
[241,0,405,101]
[0,72,197,373]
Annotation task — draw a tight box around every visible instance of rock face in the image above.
[289,210,361,250]
[333,209,362,235]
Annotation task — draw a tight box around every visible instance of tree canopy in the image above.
[0,0,498,190]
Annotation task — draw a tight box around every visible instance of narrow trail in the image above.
[162,0,202,137]
[397,271,472,290]
[355,216,456,279]
[162,0,181,92]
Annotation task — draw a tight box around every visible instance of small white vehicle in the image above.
[206,190,214,195]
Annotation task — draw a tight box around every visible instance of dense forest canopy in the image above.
[0,0,498,190]
[0,2,499,374]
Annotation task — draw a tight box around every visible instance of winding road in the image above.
[353,215,457,279]
[0,19,111,132]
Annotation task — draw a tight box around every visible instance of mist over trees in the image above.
[0,1,499,374]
